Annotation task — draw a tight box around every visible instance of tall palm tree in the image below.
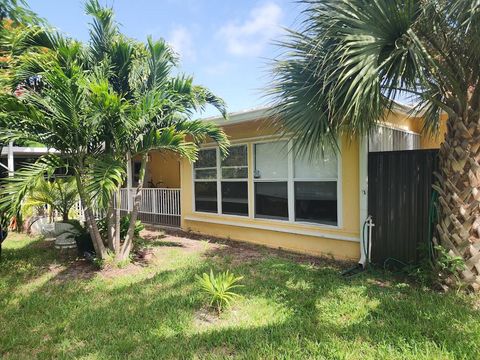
[270,0,480,289]
[0,2,229,261]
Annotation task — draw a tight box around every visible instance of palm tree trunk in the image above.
[118,154,147,261]
[435,114,480,290]
[114,188,121,253]
[106,198,115,251]
[74,172,107,259]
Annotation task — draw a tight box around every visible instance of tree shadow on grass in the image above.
[1,235,479,359]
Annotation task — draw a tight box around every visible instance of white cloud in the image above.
[168,26,196,61]
[218,2,283,56]
[204,61,233,76]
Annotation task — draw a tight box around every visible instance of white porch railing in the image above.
[75,188,181,227]
[118,188,181,227]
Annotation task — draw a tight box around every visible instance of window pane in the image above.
[294,145,337,179]
[295,181,337,225]
[255,182,288,220]
[222,167,248,179]
[222,145,247,167]
[195,149,216,168]
[195,182,217,213]
[195,169,217,179]
[254,141,288,179]
[221,182,248,216]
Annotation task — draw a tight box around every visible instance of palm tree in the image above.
[269,0,480,288]
[24,177,78,222]
[0,1,229,261]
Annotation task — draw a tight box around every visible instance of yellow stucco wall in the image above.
[148,151,181,188]
[179,116,361,260]
[151,110,444,260]
[382,110,446,149]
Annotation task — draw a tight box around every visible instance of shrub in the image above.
[97,214,144,240]
[406,245,466,290]
[196,270,243,313]
[62,220,95,257]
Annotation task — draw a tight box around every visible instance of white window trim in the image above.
[192,138,343,230]
[193,144,249,218]
[252,138,342,229]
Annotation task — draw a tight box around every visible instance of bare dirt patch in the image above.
[147,227,355,270]
[38,226,352,282]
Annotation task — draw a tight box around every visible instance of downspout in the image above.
[359,136,369,267]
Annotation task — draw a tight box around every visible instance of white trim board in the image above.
[184,215,359,242]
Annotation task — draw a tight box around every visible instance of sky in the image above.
[28,0,304,117]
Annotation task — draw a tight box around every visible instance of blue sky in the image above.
[28,0,303,117]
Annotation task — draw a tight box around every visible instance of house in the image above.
[127,104,445,263]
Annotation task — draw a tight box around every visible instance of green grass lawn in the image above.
[1,231,479,360]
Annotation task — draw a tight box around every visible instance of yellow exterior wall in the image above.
[152,109,445,260]
[148,151,181,188]
[180,116,361,260]
[381,109,446,150]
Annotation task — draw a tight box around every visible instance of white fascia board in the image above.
[201,102,418,127]
[201,106,273,126]
[0,147,58,156]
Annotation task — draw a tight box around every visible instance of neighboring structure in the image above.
[0,143,54,178]
[134,105,445,261]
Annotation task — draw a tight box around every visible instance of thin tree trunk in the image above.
[435,114,480,290]
[118,154,147,261]
[74,172,107,259]
[114,189,121,253]
[106,198,115,251]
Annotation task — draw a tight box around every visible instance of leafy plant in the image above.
[0,212,9,258]
[97,214,144,240]
[196,270,243,313]
[406,245,465,290]
[23,177,78,222]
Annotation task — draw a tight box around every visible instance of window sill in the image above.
[185,213,359,242]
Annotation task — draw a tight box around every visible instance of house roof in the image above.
[202,102,416,126]
[0,146,56,157]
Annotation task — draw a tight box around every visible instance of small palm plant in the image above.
[196,270,244,313]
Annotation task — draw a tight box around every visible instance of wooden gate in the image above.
[368,149,438,265]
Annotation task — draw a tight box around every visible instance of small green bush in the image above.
[196,270,243,313]
[407,245,466,290]
[97,214,144,240]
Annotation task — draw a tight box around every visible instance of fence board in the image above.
[368,149,438,265]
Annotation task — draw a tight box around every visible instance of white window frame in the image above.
[253,138,342,228]
[193,144,249,217]
[192,137,343,229]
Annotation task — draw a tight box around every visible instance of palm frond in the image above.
[134,127,198,161]
[85,0,118,63]
[84,155,126,210]
[174,119,230,158]
[0,154,63,217]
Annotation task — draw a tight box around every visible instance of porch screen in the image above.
[369,125,421,152]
